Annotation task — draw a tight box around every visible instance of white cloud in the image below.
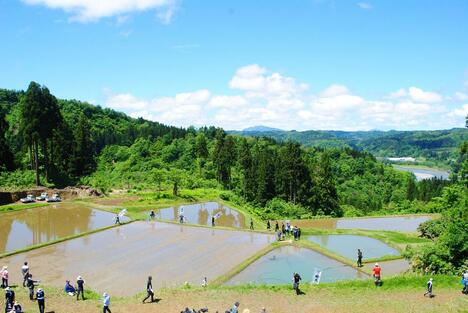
[21,0,178,23]
[454,92,468,101]
[320,84,349,97]
[104,65,468,130]
[357,2,373,10]
[408,87,443,103]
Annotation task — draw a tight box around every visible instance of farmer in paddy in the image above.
[142,276,155,303]
[76,276,85,300]
[357,249,363,267]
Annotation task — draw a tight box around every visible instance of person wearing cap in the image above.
[76,276,85,300]
[372,263,382,286]
[36,288,45,313]
[26,273,38,301]
[21,262,29,287]
[1,266,9,288]
[142,276,154,303]
[102,292,111,313]
[424,278,433,297]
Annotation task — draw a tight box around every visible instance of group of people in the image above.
[267,220,302,241]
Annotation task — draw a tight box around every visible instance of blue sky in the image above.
[1,0,467,130]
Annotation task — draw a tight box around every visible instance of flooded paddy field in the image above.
[1,221,274,296]
[225,245,366,285]
[307,235,400,260]
[291,215,431,232]
[156,201,246,228]
[0,203,122,254]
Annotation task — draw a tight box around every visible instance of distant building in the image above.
[386,157,416,162]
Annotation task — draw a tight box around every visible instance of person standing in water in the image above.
[102,292,111,313]
[76,276,85,300]
[21,262,29,287]
[357,249,363,267]
[142,276,154,303]
[36,288,45,313]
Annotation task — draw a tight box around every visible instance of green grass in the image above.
[0,202,49,213]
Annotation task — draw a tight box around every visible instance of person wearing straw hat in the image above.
[102,292,111,313]
[10,300,23,313]
[76,276,85,300]
[36,288,45,313]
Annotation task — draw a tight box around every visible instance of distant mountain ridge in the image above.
[229,128,468,167]
[241,125,283,132]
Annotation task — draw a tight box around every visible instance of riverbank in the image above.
[0,275,464,313]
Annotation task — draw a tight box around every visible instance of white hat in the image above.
[5,287,10,291]
[103,292,108,296]
[375,263,379,266]
[38,288,43,291]
[429,278,433,281]
[77,276,82,280]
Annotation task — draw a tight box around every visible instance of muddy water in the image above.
[0,203,123,254]
[1,221,274,296]
[225,246,366,285]
[308,235,400,260]
[291,215,431,232]
[155,202,246,228]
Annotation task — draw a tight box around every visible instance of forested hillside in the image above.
[1,83,458,218]
[231,128,468,167]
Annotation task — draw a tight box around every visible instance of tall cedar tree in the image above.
[0,110,14,171]
[72,113,94,177]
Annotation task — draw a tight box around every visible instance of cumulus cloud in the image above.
[21,0,178,23]
[104,64,468,130]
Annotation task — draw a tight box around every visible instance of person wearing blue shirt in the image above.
[36,288,45,313]
[102,292,111,313]
[424,278,433,298]
[64,280,76,295]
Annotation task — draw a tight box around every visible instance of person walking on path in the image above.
[21,262,29,287]
[102,292,111,313]
[372,263,382,286]
[26,274,38,301]
[293,273,302,295]
[424,278,433,297]
[357,249,363,267]
[36,288,45,313]
[142,276,154,303]
[274,221,279,232]
[76,276,85,300]
[1,266,8,288]
[227,301,240,313]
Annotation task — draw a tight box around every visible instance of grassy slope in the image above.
[1,275,465,313]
